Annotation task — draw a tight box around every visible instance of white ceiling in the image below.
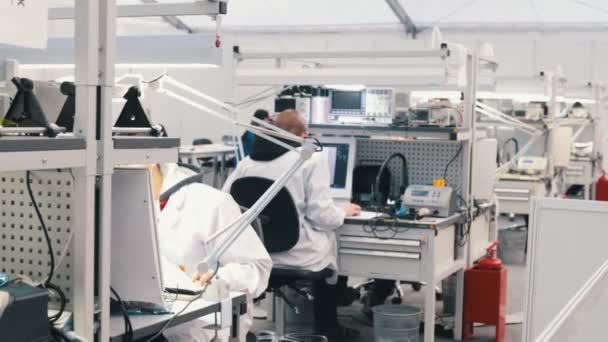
[48,0,608,31]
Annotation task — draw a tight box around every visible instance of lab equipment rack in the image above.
[0,2,226,341]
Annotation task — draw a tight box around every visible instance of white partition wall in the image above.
[524,198,608,341]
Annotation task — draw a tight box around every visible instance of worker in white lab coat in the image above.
[146,163,272,342]
[222,110,361,339]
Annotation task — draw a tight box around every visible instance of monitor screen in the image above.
[324,143,350,189]
[331,91,363,111]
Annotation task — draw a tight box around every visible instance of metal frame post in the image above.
[0,59,17,115]
[72,0,100,340]
[96,1,118,340]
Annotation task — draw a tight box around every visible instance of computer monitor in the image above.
[330,90,365,115]
[318,137,356,200]
[111,168,203,308]
[111,168,166,310]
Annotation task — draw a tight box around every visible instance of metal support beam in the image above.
[385,0,417,38]
[236,49,449,61]
[49,1,225,20]
[140,0,194,34]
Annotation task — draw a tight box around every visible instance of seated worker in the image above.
[223,110,362,339]
[241,109,273,157]
[147,163,272,342]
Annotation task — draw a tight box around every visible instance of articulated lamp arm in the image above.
[197,139,318,274]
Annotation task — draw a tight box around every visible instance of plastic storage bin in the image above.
[372,304,422,342]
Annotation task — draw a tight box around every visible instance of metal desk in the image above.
[495,174,548,215]
[338,213,468,342]
[179,144,236,188]
[110,292,247,342]
[566,157,596,199]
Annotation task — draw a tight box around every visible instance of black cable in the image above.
[443,143,464,181]
[501,137,520,164]
[25,171,68,324]
[51,327,70,342]
[47,283,67,323]
[456,194,472,247]
[141,72,168,84]
[374,153,409,208]
[111,286,134,342]
[26,170,55,284]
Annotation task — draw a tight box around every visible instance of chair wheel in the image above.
[412,283,422,291]
[391,297,403,305]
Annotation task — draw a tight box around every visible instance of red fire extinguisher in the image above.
[477,241,503,270]
[596,170,608,201]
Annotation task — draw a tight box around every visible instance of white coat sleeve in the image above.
[212,195,272,298]
[303,153,346,231]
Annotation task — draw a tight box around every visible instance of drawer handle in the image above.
[340,236,422,247]
[340,248,421,260]
[495,188,531,195]
[496,196,529,202]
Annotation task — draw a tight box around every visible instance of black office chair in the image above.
[230,177,331,342]
[192,138,215,167]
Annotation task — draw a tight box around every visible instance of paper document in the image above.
[356,211,382,220]
[161,258,204,293]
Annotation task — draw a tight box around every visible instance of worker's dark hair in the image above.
[254,109,270,121]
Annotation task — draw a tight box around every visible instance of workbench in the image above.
[110,292,247,342]
[338,213,465,342]
[495,174,548,215]
[565,157,596,199]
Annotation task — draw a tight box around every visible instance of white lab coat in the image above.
[157,163,272,342]
[222,149,345,276]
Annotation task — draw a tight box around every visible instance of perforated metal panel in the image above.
[0,170,75,307]
[356,139,464,192]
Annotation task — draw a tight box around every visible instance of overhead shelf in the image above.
[113,137,180,166]
[309,123,478,141]
[0,137,86,172]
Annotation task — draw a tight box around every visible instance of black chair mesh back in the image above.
[230,177,299,254]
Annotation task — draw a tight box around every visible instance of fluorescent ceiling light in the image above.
[0,34,222,68]
[19,64,219,69]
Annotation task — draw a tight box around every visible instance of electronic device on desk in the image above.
[525,102,547,121]
[391,92,410,125]
[571,142,594,158]
[365,88,393,122]
[112,168,170,313]
[569,102,588,119]
[317,137,356,206]
[328,87,394,124]
[112,168,212,314]
[402,185,457,218]
[330,89,366,118]
[0,281,53,342]
[513,156,548,175]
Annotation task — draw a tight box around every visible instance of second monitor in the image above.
[317,137,356,202]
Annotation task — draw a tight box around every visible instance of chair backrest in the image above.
[193,138,213,146]
[230,177,299,254]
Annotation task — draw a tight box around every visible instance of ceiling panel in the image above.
[46,0,608,32]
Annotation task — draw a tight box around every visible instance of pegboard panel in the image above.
[356,139,464,193]
[0,170,75,308]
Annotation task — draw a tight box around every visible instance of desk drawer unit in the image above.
[566,161,592,185]
[338,224,456,281]
[495,180,546,215]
